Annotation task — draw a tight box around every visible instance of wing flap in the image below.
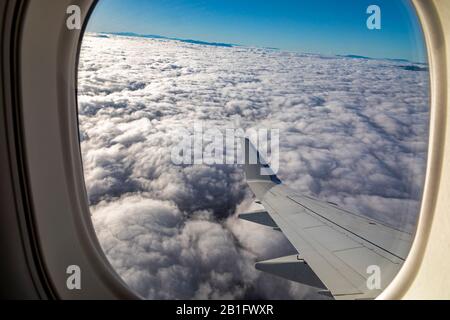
[288,194,412,260]
[238,211,278,228]
[255,255,327,290]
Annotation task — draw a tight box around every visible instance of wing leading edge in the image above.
[239,138,413,299]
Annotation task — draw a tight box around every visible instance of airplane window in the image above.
[77,0,429,299]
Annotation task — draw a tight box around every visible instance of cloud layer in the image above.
[78,33,429,299]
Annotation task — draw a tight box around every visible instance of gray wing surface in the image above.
[239,138,413,299]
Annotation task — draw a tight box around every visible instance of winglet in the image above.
[242,137,281,184]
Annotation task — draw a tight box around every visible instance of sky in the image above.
[87,0,427,63]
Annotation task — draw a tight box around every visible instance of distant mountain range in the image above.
[106,32,234,48]
[337,54,427,66]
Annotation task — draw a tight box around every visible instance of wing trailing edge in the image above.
[255,255,327,290]
[238,211,278,228]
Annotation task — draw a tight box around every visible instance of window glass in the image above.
[78,0,429,299]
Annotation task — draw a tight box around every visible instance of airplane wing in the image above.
[239,138,413,299]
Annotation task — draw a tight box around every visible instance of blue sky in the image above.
[87,0,427,63]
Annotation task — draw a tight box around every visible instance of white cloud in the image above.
[78,33,430,299]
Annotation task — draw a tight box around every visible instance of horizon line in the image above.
[88,31,427,65]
